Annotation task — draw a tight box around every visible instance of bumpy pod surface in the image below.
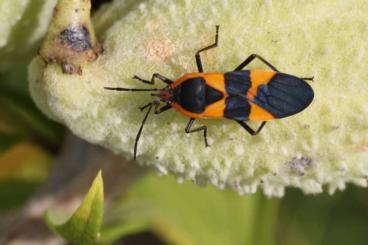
[29,0,368,197]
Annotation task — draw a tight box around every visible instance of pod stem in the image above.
[39,0,102,75]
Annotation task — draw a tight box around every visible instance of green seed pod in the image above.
[29,0,368,197]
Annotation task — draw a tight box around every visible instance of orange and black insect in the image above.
[105,26,314,160]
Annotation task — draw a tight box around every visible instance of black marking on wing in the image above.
[224,96,250,121]
[224,70,251,94]
[252,73,314,118]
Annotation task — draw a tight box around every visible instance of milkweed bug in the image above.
[105,26,314,160]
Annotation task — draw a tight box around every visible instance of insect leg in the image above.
[236,121,267,136]
[154,103,172,114]
[139,101,155,111]
[133,73,173,85]
[195,25,220,72]
[134,102,154,160]
[234,54,279,72]
[185,118,209,147]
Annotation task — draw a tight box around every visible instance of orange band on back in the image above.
[247,69,277,97]
[248,101,275,121]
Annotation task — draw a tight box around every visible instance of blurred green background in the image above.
[1,0,368,244]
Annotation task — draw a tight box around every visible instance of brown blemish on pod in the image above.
[357,143,368,152]
[61,62,82,75]
[144,38,175,61]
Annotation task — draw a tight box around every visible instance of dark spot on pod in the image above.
[59,26,91,52]
[287,156,314,176]
[44,56,57,64]
[61,62,82,75]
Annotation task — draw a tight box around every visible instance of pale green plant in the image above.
[28,0,368,197]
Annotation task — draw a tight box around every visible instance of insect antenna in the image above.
[134,102,154,160]
[300,76,314,82]
[104,87,159,92]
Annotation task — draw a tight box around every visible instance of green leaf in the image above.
[0,133,20,154]
[100,219,149,243]
[0,73,64,147]
[103,174,279,245]
[0,181,39,212]
[45,171,104,245]
[276,188,368,245]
